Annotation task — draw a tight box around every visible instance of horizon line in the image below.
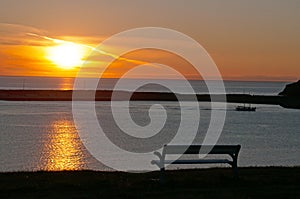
[0,75,297,83]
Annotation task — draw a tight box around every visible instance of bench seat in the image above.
[153,159,232,165]
[152,145,241,180]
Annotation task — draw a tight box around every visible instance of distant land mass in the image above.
[276,80,300,109]
[279,80,300,97]
[0,80,300,109]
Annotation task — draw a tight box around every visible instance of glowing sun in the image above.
[47,42,85,69]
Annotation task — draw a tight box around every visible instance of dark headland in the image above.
[279,80,300,97]
[0,80,299,109]
[278,80,300,108]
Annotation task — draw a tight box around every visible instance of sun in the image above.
[47,42,85,69]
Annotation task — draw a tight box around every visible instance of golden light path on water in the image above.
[59,78,74,90]
[41,119,85,171]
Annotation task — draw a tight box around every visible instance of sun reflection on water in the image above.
[58,78,74,90]
[41,119,86,171]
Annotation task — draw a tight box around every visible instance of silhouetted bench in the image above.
[152,145,241,180]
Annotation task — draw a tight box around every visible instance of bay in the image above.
[0,100,299,172]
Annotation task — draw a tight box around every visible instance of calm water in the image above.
[0,101,299,172]
[0,77,299,172]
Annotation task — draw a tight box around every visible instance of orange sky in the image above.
[0,0,299,81]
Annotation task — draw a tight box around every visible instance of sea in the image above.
[0,76,299,172]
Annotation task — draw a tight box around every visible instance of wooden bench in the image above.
[152,145,241,179]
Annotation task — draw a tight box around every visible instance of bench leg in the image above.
[233,165,238,178]
[160,167,166,184]
[232,157,238,178]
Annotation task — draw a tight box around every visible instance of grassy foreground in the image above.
[1,167,299,199]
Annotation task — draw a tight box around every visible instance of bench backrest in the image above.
[163,145,241,157]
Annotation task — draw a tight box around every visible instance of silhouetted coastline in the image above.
[0,89,299,109]
[278,80,300,108]
[279,80,300,97]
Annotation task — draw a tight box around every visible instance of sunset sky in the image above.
[0,0,299,81]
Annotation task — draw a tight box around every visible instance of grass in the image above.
[0,167,299,199]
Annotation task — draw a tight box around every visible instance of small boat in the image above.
[236,104,256,112]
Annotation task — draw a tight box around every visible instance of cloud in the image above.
[0,23,53,46]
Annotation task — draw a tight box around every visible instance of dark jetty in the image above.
[0,81,300,109]
[0,90,289,108]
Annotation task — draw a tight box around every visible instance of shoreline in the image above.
[1,167,299,198]
[0,89,300,109]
